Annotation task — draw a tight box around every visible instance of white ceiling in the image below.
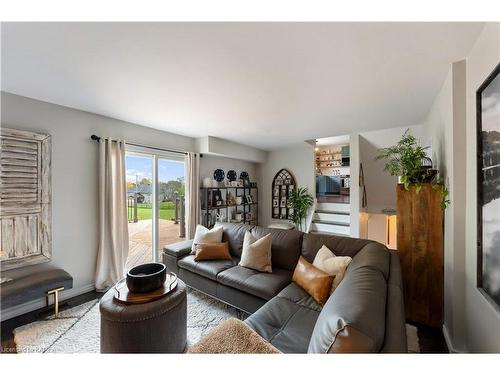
[1,22,484,150]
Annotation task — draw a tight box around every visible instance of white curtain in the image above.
[185,152,200,239]
[95,138,129,291]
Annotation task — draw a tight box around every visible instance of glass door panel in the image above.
[125,153,154,270]
[157,158,186,260]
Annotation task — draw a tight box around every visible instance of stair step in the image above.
[311,222,350,236]
[315,210,350,215]
[312,220,350,227]
[316,202,350,212]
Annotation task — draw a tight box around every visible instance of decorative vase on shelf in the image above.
[203,177,212,188]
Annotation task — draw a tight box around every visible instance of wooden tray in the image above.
[113,273,178,305]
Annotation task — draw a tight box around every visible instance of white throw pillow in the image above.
[312,245,352,294]
[239,231,273,273]
[191,225,224,254]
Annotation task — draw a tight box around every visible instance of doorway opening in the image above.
[125,148,185,270]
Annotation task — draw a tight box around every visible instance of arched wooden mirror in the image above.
[271,169,296,219]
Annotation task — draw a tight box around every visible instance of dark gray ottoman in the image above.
[99,279,187,353]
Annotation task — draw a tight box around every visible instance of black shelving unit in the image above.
[200,186,258,228]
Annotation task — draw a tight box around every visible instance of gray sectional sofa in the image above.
[162,222,407,353]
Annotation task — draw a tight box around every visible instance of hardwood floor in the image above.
[410,321,449,353]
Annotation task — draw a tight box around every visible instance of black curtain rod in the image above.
[90,134,202,157]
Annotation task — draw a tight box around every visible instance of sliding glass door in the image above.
[125,147,185,270]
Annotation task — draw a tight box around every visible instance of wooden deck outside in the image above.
[126,219,185,270]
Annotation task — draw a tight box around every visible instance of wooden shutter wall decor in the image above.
[0,128,52,270]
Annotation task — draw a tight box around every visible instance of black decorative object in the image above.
[272,169,296,219]
[477,62,500,309]
[239,171,250,186]
[200,185,258,228]
[213,169,225,182]
[227,170,237,181]
[126,263,167,293]
[212,189,223,206]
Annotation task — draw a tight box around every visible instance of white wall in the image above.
[424,61,467,352]
[1,92,196,297]
[358,125,428,213]
[197,136,267,163]
[257,142,315,228]
[199,155,259,187]
[464,23,500,353]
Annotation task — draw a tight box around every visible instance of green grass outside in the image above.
[129,201,176,221]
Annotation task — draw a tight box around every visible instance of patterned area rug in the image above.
[13,289,418,353]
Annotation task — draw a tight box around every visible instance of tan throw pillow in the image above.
[292,256,334,305]
[312,245,352,293]
[238,231,273,273]
[191,225,224,254]
[194,242,232,261]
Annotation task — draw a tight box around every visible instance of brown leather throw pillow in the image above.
[292,256,334,305]
[194,242,232,261]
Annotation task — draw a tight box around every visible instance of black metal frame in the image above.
[200,186,258,228]
[271,169,296,220]
[476,62,500,309]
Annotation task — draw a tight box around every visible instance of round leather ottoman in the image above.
[99,279,187,353]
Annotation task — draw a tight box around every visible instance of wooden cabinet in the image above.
[397,183,443,328]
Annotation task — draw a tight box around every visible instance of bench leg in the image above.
[47,287,65,318]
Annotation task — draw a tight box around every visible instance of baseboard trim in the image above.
[1,283,95,322]
[442,324,465,353]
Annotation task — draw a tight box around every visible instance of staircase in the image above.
[310,202,350,236]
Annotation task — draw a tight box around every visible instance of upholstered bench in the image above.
[1,263,73,318]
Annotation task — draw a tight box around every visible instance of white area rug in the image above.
[14,289,246,353]
[13,289,419,353]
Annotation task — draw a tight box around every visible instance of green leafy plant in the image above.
[375,129,431,190]
[288,187,314,232]
[375,129,450,209]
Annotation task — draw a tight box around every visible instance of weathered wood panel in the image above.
[397,183,444,328]
[0,128,51,270]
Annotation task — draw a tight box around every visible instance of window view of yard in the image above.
[129,201,176,221]
[125,153,186,269]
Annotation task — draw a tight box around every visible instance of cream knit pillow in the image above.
[239,231,273,273]
[191,224,224,254]
[312,245,352,293]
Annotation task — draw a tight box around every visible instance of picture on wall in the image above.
[477,62,500,309]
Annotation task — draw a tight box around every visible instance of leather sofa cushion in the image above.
[301,232,375,262]
[307,246,388,353]
[217,266,292,300]
[292,256,333,305]
[277,282,322,312]
[194,242,232,261]
[251,227,303,271]
[178,255,237,281]
[219,222,255,258]
[245,295,320,353]
[381,250,407,353]
[1,263,73,309]
[163,240,193,258]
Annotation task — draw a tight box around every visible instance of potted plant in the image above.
[375,129,449,208]
[288,187,314,232]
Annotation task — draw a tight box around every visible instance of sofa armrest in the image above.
[163,240,193,258]
[162,240,193,274]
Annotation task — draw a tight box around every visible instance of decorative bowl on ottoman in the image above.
[126,262,166,293]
